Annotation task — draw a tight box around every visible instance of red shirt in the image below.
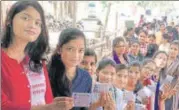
[1,49,53,110]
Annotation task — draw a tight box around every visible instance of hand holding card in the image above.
[72,93,91,107]
[93,83,112,93]
[123,91,136,102]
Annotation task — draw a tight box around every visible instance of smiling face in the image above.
[12,6,42,43]
[97,64,116,83]
[139,32,147,44]
[141,62,156,80]
[114,41,126,55]
[154,53,168,69]
[115,69,128,89]
[168,44,179,59]
[80,56,96,75]
[60,38,85,68]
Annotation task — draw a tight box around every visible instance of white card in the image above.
[137,87,152,100]
[92,83,112,93]
[163,75,173,84]
[72,93,91,107]
[135,103,146,110]
[147,83,157,93]
[123,91,136,102]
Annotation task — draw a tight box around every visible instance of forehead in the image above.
[83,56,96,62]
[129,66,140,71]
[17,6,41,20]
[144,62,156,68]
[156,53,167,58]
[117,69,128,75]
[101,65,116,71]
[170,44,179,49]
[63,38,85,47]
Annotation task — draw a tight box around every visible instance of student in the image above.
[138,30,148,56]
[80,48,97,83]
[166,40,179,75]
[152,51,176,110]
[125,62,141,110]
[48,28,94,110]
[113,64,134,110]
[112,37,128,64]
[1,1,73,110]
[155,24,166,45]
[146,34,158,58]
[138,59,157,110]
[159,33,170,53]
[92,58,116,110]
[127,40,144,63]
[165,40,179,110]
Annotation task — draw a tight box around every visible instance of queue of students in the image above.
[1,1,179,110]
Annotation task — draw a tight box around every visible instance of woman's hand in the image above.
[125,101,135,110]
[104,93,116,110]
[50,97,74,110]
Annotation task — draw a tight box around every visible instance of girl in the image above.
[92,58,117,110]
[152,51,176,110]
[1,1,73,110]
[127,40,144,63]
[48,28,92,110]
[165,40,179,110]
[112,37,128,64]
[138,30,148,56]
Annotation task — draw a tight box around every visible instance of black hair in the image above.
[148,34,156,39]
[97,58,116,72]
[48,28,86,97]
[129,39,140,46]
[1,1,49,72]
[142,58,156,67]
[116,64,128,73]
[163,33,170,42]
[153,51,168,60]
[112,37,125,48]
[170,40,179,49]
[128,61,141,70]
[84,48,97,63]
[139,29,148,36]
[135,27,142,35]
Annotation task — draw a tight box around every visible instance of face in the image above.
[130,43,140,55]
[114,41,126,55]
[80,56,96,75]
[115,69,128,88]
[127,66,140,86]
[141,62,156,80]
[169,44,179,59]
[60,38,85,68]
[12,6,42,43]
[97,65,116,83]
[160,25,166,33]
[154,53,167,69]
[139,32,147,44]
[129,29,135,36]
[128,66,140,81]
[148,37,156,44]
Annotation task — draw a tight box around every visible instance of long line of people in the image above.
[1,1,179,110]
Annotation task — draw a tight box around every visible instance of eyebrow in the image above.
[21,12,41,22]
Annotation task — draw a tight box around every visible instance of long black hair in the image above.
[1,1,49,72]
[48,28,86,97]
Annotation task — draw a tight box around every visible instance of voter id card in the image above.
[72,93,91,107]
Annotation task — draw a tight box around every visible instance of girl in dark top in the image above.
[48,28,106,110]
[146,34,158,58]
[112,37,128,64]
